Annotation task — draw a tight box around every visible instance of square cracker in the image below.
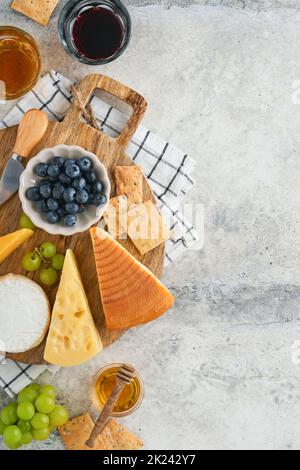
[103,196,129,238]
[103,194,142,238]
[11,0,58,26]
[59,413,144,451]
[115,166,143,203]
[127,200,171,255]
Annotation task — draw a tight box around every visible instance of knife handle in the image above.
[13,110,48,158]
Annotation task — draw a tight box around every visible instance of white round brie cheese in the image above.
[0,274,50,353]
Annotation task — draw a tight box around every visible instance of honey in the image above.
[0,27,41,100]
[91,363,144,417]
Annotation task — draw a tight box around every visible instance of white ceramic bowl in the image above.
[19,144,110,236]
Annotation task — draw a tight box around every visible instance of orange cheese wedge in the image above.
[90,227,174,330]
[0,229,34,264]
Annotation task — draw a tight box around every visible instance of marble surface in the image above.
[1,0,300,450]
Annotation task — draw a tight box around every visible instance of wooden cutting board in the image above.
[0,74,165,365]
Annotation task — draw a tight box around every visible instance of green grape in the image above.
[35,394,55,414]
[39,242,57,259]
[31,383,41,393]
[31,412,49,430]
[5,441,21,450]
[18,386,38,404]
[19,213,36,231]
[49,405,69,427]
[39,384,57,399]
[40,267,58,286]
[21,251,42,272]
[10,402,18,409]
[32,427,50,441]
[17,402,35,421]
[0,417,7,434]
[19,431,33,446]
[3,425,22,446]
[49,424,57,434]
[17,420,31,433]
[1,404,18,425]
[51,254,65,271]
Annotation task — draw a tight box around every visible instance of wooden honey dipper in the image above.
[85,364,136,448]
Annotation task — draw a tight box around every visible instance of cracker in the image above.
[11,0,58,26]
[103,196,128,238]
[103,195,141,238]
[59,413,144,451]
[127,200,171,255]
[115,166,143,203]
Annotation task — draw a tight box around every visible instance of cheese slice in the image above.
[0,229,34,264]
[44,249,103,366]
[90,228,174,330]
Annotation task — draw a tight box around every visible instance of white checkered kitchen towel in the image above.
[0,70,198,397]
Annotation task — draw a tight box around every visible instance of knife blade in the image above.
[0,109,48,207]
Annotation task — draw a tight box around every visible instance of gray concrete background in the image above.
[1,0,300,450]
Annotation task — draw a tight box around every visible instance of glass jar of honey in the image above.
[0,26,41,100]
[91,363,144,417]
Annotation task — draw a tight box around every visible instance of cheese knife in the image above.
[0,109,48,206]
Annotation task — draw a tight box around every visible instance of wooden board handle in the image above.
[13,110,48,158]
[64,74,147,149]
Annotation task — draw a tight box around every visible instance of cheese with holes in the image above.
[90,227,174,330]
[44,249,103,366]
[0,229,34,264]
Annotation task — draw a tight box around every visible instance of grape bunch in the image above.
[0,383,68,450]
[21,239,65,286]
[25,156,107,227]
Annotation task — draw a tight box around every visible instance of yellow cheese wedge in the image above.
[0,229,34,264]
[90,228,174,330]
[44,249,103,367]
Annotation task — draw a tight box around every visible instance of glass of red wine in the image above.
[58,0,131,65]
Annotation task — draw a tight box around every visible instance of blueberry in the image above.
[93,194,107,206]
[34,163,48,178]
[72,177,86,190]
[65,163,81,179]
[38,178,51,187]
[52,182,65,200]
[65,202,79,214]
[47,164,60,179]
[47,197,59,211]
[64,214,76,226]
[85,171,97,183]
[87,193,95,204]
[50,175,59,182]
[25,186,40,201]
[52,156,65,168]
[57,207,66,218]
[63,187,76,203]
[39,182,52,199]
[79,157,92,173]
[36,200,48,213]
[77,204,86,214]
[92,181,103,193]
[59,173,71,185]
[75,189,89,204]
[64,159,76,169]
[46,211,59,224]
[85,183,91,193]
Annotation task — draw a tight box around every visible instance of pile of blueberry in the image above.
[25,156,107,227]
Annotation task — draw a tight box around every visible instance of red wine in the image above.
[72,6,124,60]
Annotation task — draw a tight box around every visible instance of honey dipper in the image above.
[85,364,136,448]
